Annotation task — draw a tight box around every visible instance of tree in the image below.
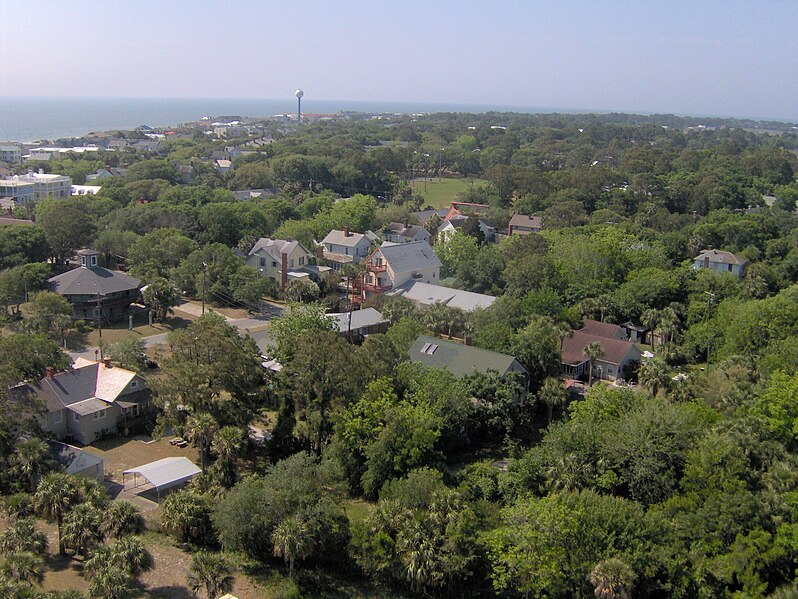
[187,551,235,599]
[212,426,246,463]
[14,437,53,493]
[0,551,44,586]
[28,291,73,345]
[539,377,568,424]
[0,225,49,269]
[61,503,103,557]
[85,564,136,599]
[141,277,181,320]
[640,308,658,350]
[101,501,144,539]
[127,228,197,279]
[584,341,605,386]
[270,302,336,360]
[36,197,97,264]
[106,337,147,372]
[159,489,215,545]
[638,358,669,397]
[272,514,313,578]
[109,536,154,576]
[0,518,48,556]
[283,277,320,303]
[185,412,219,472]
[33,473,80,555]
[588,558,636,599]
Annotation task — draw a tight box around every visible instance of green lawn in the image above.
[409,177,488,209]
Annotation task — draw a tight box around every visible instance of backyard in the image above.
[409,176,488,209]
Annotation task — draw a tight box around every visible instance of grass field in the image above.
[409,177,488,209]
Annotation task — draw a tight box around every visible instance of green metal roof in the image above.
[408,335,526,378]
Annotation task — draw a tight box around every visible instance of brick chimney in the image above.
[344,227,350,237]
[316,244,324,259]
[103,358,112,368]
[464,336,473,346]
[404,217,409,228]
[45,366,55,379]
[281,252,288,290]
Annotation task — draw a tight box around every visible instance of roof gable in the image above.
[322,229,368,247]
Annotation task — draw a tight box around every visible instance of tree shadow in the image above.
[44,550,82,575]
[146,585,195,599]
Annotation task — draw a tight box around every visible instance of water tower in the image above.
[295,89,304,124]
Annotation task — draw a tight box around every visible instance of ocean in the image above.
[0,96,547,143]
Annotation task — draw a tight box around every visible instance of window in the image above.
[299,256,305,266]
[93,409,106,421]
[52,411,62,424]
[272,261,277,267]
[131,380,138,388]
[289,259,294,268]
[90,255,97,266]
[73,412,80,422]
[260,257,266,266]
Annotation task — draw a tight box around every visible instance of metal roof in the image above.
[408,335,526,378]
[386,281,495,312]
[123,457,201,492]
[329,308,389,333]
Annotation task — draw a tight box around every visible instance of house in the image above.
[508,214,543,235]
[48,249,141,320]
[320,228,373,270]
[216,159,232,175]
[26,358,153,445]
[383,219,431,244]
[85,168,113,182]
[409,335,529,391]
[232,188,276,201]
[0,144,23,164]
[693,249,748,278]
[411,207,449,225]
[560,330,642,382]
[245,238,315,288]
[579,319,628,340]
[0,171,72,202]
[48,440,104,482]
[385,281,496,312]
[329,308,390,342]
[106,140,129,151]
[437,214,495,243]
[359,241,441,302]
[131,140,161,153]
[621,321,652,345]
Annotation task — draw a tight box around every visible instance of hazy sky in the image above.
[3,0,797,120]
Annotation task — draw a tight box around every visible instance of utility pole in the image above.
[201,262,208,316]
[96,291,103,360]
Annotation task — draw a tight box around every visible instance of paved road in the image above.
[68,303,283,363]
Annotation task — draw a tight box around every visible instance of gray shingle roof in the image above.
[321,229,367,247]
[49,266,140,296]
[509,214,543,229]
[384,222,427,238]
[409,335,526,378]
[377,241,441,274]
[695,249,748,266]
[248,238,303,261]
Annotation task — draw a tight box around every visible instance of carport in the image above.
[122,456,201,500]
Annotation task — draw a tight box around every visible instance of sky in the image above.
[2,0,798,120]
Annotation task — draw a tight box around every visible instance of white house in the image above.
[692,249,748,278]
[245,238,314,288]
[321,228,373,271]
[0,171,72,202]
[437,214,495,243]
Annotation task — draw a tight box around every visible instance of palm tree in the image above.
[272,515,314,579]
[2,493,34,522]
[111,536,154,576]
[587,557,636,599]
[553,321,573,352]
[61,503,103,558]
[187,551,235,599]
[101,501,144,539]
[0,551,44,586]
[77,477,110,510]
[212,426,246,463]
[423,302,465,339]
[638,358,669,397]
[640,308,658,350]
[657,306,679,347]
[583,341,605,386]
[86,564,136,599]
[185,412,219,472]
[0,518,48,556]
[538,377,568,424]
[15,438,53,493]
[34,473,80,555]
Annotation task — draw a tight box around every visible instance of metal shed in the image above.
[122,456,201,500]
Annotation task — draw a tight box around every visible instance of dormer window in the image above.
[91,255,98,266]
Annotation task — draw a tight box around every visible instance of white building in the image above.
[360,240,441,301]
[0,171,73,202]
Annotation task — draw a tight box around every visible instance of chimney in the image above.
[45,367,55,379]
[344,227,350,237]
[281,252,288,290]
[316,245,324,259]
[404,217,409,228]
[464,336,473,346]
[103,358,112,368]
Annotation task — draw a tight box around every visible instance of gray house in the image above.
[693,249,748,278]
[49,249,141,321]
[383,220,431,244]
[320,228,374,270]
[27,358,152,445]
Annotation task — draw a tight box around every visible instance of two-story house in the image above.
[25,358,153,445]
[48,249,141,321]
[437,214,496,243]
[321,228,374,271]
[358,240,441,302]
[508,214,543,235]
[692,249,748,278]
[383,219,431,244]
[560,320,642,383]
[245,238,314,288]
